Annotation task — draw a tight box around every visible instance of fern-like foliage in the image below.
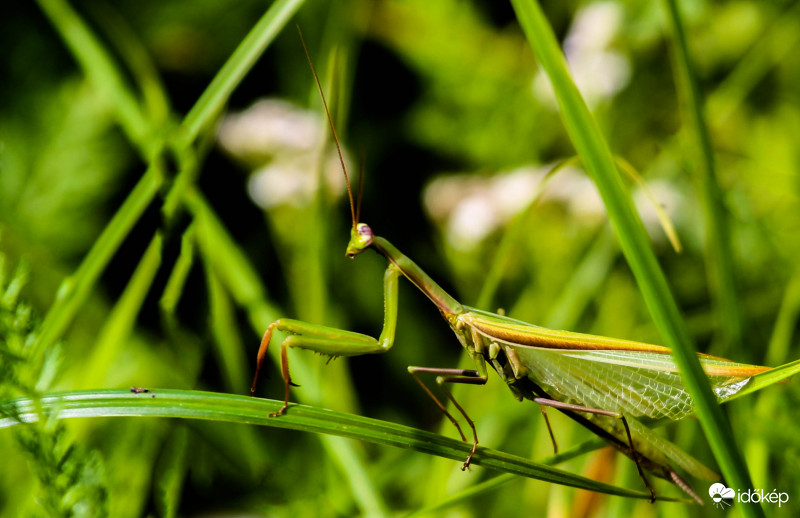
[0,256,108,518]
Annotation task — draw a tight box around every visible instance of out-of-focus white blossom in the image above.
[218,99,347,209]
[425,166,554,250]
[424,165,681,252]
[534,1,631,108]
[218,99,322,159]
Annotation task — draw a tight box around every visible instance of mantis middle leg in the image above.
[407,366,488,469]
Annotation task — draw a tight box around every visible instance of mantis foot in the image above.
[268,404,289,418]
[460,440,478,471]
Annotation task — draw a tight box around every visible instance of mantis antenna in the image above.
[297,26,358,231]
[356,149,365,224]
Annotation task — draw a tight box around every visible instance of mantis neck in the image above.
[372,236,464,316]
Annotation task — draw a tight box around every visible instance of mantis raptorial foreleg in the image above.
[250,264,401,416]
[407,367,487,469]
[532,397,656,502]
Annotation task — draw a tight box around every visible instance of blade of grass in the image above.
[35,0,303,354]
[662,0,742,354]
[184,189,281,329]
[32,164,163,360]
[476,158,576,310]
[154,425,189,518]
[0,389,679,502]
[159,224,196,322]
[509,2,760,515]
[87,1,172,126]
[161,0,305,221]
[75,233,163,391]
[544,226,617,330]
[33,0,297,360]
[745,273,800,487]
[177,0,306,147]
[167,0,304,218]
[36,0,155,157]
[405,438,610,517]
[706,2,800,130]
[204,265,249,393]
[728,358,800,400]
[765,270,800,367]
[614,157,682,253]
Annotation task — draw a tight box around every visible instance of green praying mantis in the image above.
[249,31,775,506]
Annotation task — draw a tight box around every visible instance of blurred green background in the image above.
[1,0,799,516]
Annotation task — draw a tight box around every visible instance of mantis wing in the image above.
[512,347,766,421]
[510,347,752,480]
[459,310,769,480]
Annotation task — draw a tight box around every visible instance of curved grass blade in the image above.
[614,157,682,253]
[36,0,155,156]
[32,165,163,360]
[405,438,611,517]
[663,0,742,351]
[727,358,800,400]
[476,157,577,310]
[509,2,760,513]
[178,0,306,146]
[0,389,681,502]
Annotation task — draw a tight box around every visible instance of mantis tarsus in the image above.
[250,30,772,506]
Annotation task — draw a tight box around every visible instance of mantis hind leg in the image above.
[407,367,487,470]
[669,470,703,505]
[532,397,657,503]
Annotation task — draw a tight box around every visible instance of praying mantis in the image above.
[249,31,773,505]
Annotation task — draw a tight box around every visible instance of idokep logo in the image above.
[709,483,735,509]
[709,483,790,509]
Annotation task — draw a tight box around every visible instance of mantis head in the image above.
[298,28,369,259]
[346,223,373,258]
